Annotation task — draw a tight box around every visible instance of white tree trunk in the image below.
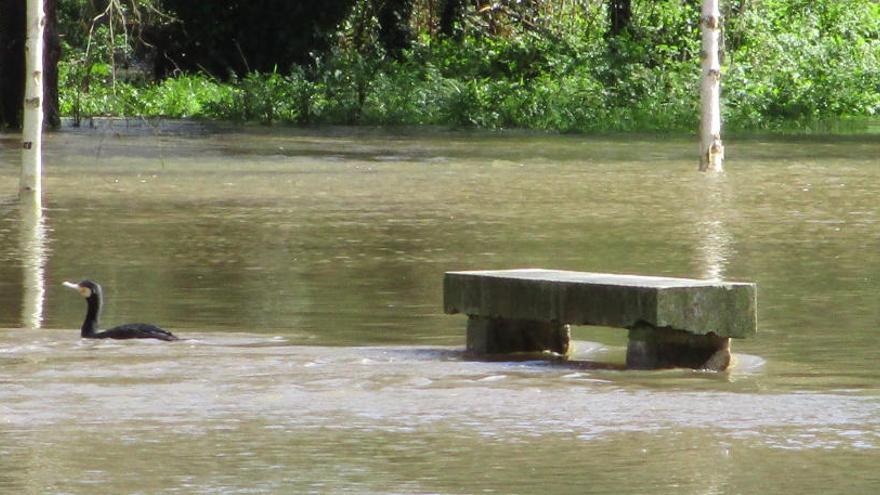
[699,0,724,172]
[21,0,45,201]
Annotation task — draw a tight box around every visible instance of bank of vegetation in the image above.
[55,0,880,132]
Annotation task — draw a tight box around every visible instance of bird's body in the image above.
[63,280,179,341]
[89,322,179,341]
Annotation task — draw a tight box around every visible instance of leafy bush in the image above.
[724,0,880,128]
[57,0,880,132]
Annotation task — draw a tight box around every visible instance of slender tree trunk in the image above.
[607,0,632,38]
[21,0,44,201]
[0,0,56,130]
[378,0,413,58]
[699,0,724,172]
[0,0,25,129]
[43,0,60,129]
[439,0,463,38]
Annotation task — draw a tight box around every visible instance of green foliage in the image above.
[59,67,231,119]
[217,69,315,124]
[57,0,177,125]
[57,0,880,132]
[724,0,880,128]
[138,75,232,117]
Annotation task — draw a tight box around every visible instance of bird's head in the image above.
[62,280,103,300]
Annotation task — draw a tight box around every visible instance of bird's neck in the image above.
[81,296,101,337]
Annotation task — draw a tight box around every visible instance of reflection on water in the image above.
[0,123,878,494]
[693,173,733,280]
[18,194,48,329]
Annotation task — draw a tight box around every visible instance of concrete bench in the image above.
[443,269,757,371]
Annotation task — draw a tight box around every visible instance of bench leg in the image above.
[626,323,731,371]
[466,316,571,357]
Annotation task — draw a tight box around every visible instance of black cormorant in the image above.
[62,280,179,341]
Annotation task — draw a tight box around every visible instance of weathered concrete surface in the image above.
[444,269,757,339]
[626,323,731,371]
[467,316,571,356]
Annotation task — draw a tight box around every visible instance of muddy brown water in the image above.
[1,122,878,494]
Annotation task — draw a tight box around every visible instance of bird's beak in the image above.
[62,281,91,298]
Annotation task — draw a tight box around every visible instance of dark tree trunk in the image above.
[438,0,463,38]
[377,0,413,58]
[0,0,25,130]
[43,0,61,129]
[608,0,632,37]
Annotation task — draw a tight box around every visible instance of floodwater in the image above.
[0,121,878,494]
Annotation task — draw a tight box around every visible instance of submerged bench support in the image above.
[626,323,731,371]
[467,316,571,356]
[444,269,757,371]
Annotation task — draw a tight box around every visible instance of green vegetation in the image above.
[58,0,879,132]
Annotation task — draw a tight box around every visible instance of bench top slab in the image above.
[444,269,757,338]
